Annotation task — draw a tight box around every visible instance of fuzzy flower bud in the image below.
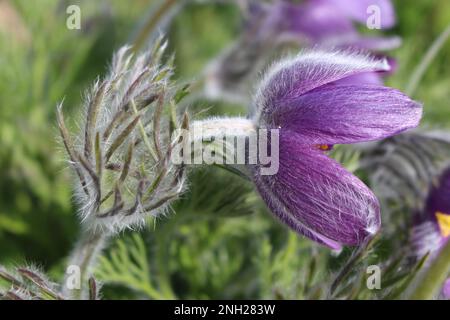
[57,40,188,233]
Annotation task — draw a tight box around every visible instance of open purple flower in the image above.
[410,167,450,299]
[250,50,422,250]
[411,168,450,258]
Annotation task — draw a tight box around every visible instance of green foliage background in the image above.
[0,0,449,299]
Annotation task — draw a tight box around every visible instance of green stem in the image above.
[132,0,178,53]
[408,240,450,299]
[63,230,108,300]
[406,23,450,96]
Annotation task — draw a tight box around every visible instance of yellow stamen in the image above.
[316,144,331,151]
[436,212,450,237]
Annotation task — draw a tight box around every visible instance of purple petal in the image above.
[280,0,356,42]
[424,168,450,220]
[332,72,384,85]
[267,84,422,145]
[276,1,398,49]
[252,132,381,249]
[320,0,396,28]
[410,221,444,259]
[242,0,356,48]
[328,57,396,85]
[422,168,450,243]
[443,278,450,299]
[254,50,390,120]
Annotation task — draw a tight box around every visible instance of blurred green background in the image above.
[0,0,449,299]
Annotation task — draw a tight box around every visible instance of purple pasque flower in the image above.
[411,168,450,259]
[251,0,399,50]
[274,0,400,84]
[204,0,399,102]
[410,168,450,299]
[250,50,422,250]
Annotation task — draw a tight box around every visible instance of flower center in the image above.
[315,144,333,151]
[436,211,450,238]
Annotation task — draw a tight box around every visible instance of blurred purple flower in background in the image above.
[319,0,395,28]
[205,0,400,101]
[263,0,399,49]
[250,50,422,250]
[411,168,450,258]
[411,168,450,298]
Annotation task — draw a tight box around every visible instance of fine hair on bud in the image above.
[57,38,189,233]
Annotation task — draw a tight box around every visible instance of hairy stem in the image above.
[63,230,109,300]
[190,118,256,141]
[186,118,260,178]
